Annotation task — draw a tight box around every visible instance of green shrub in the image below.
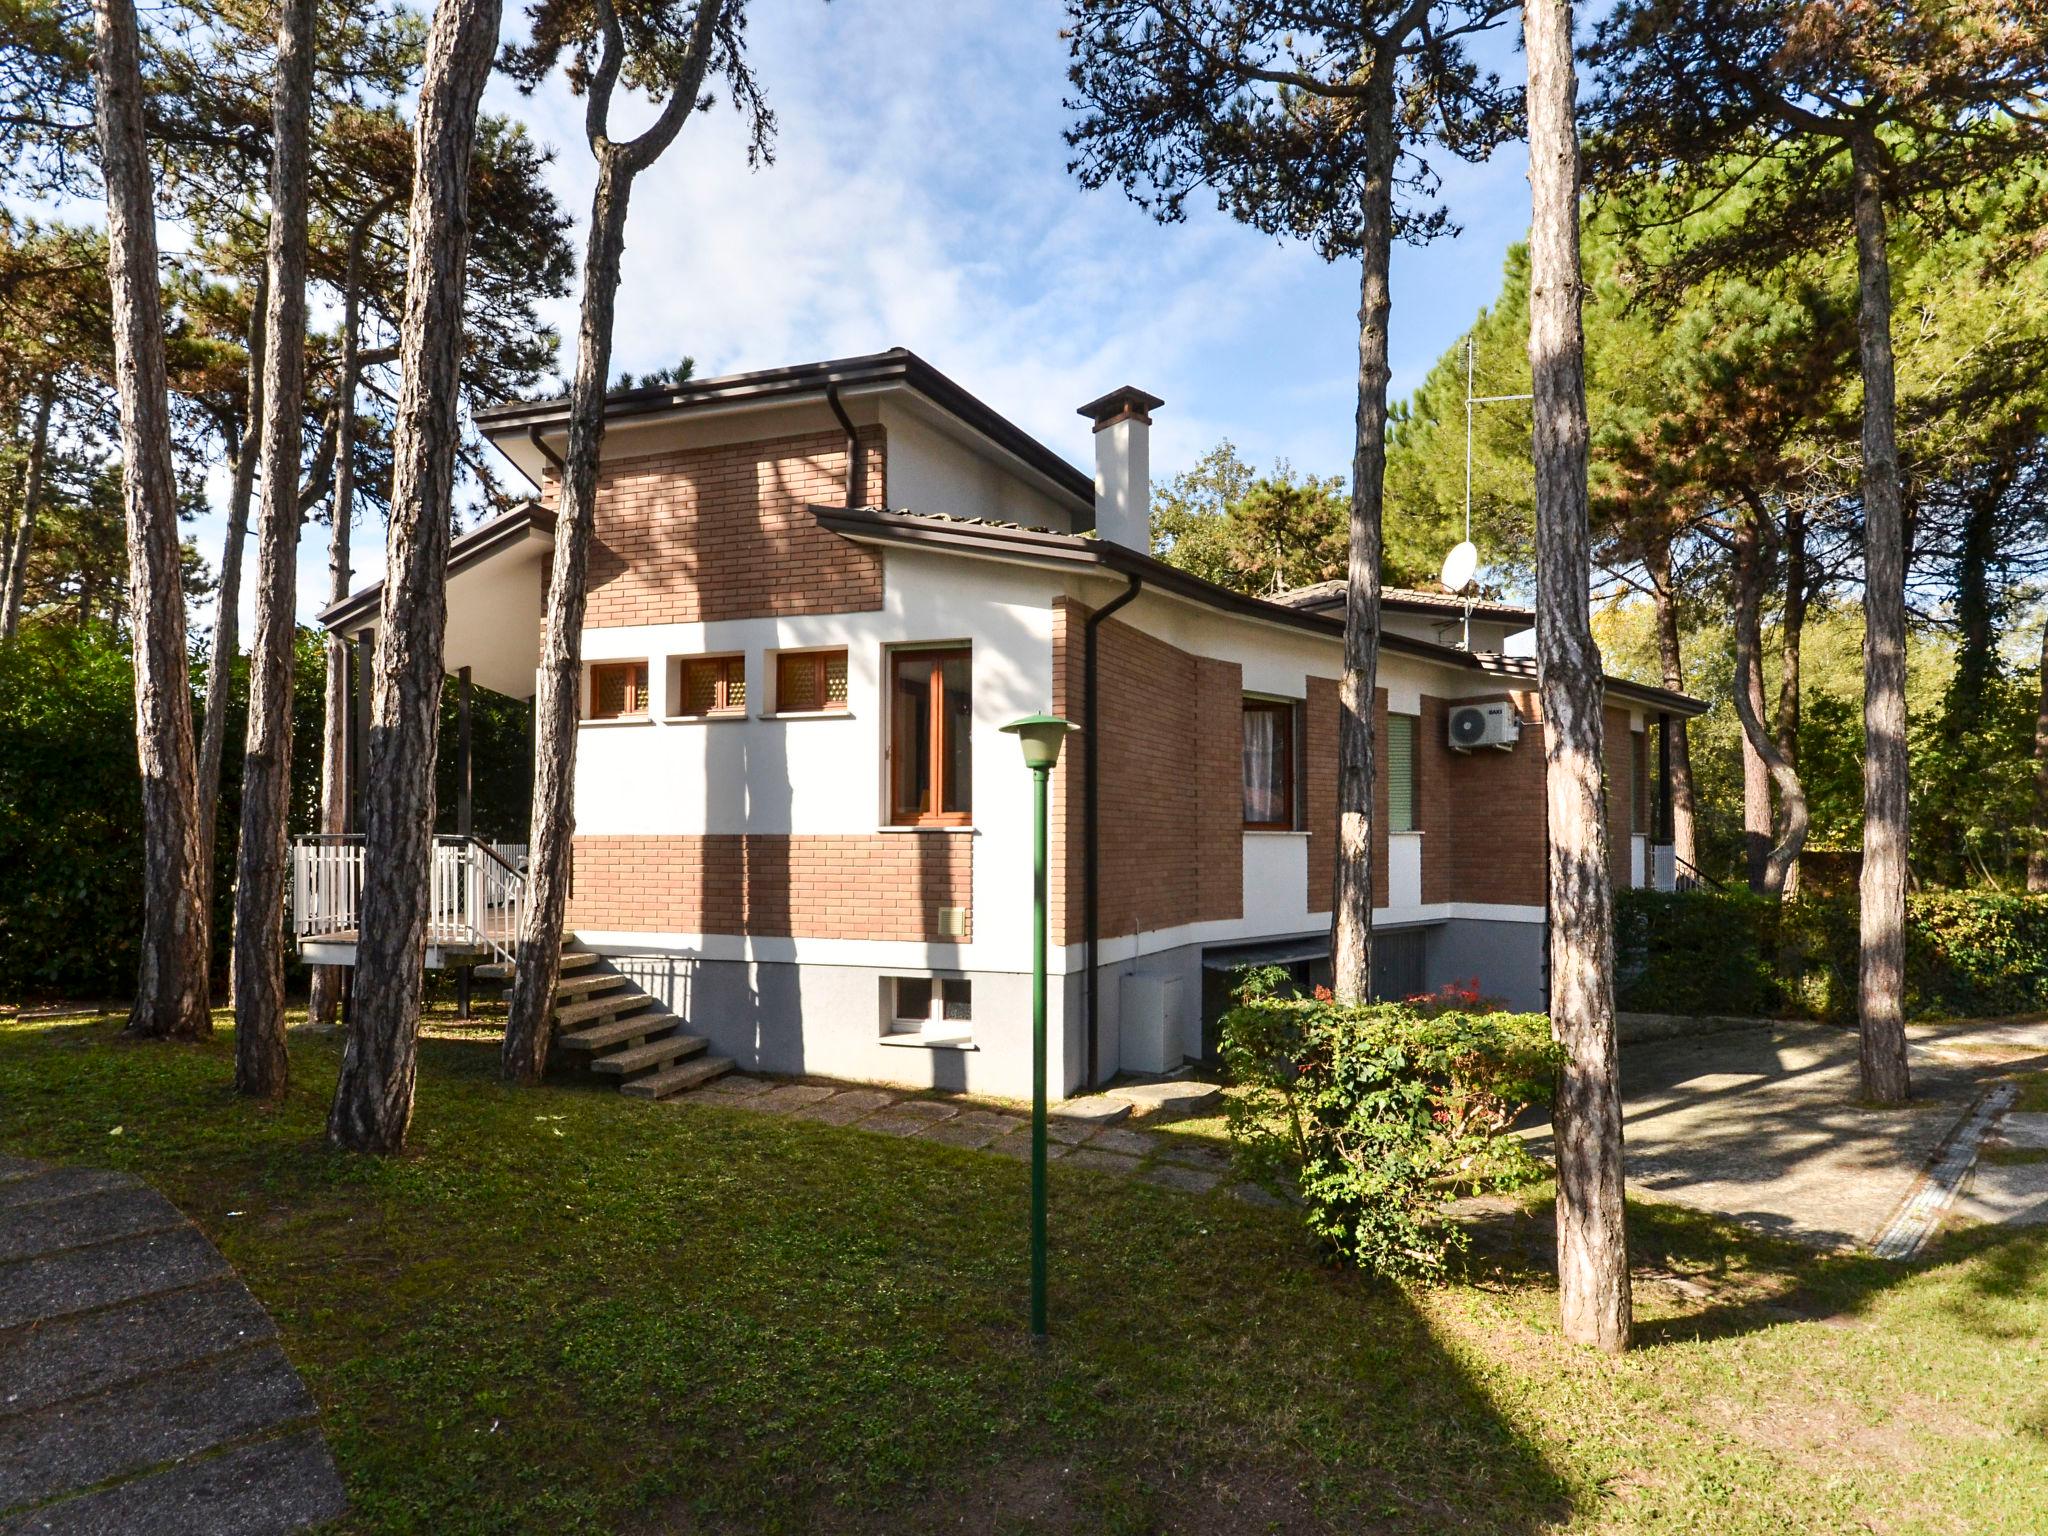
[1220,986,1561,1280]
[1614,886,2048,1022]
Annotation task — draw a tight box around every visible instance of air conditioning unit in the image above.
[1448,701,1520,752]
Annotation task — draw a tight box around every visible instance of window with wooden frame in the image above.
[888,647,972,825]
[1242,698,1295,830]
[586,660,649,720]
[774,648,849,714]
[673,654,746,718]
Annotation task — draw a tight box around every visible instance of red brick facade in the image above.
[573,427,888,628]
[566,832,971,942]
[1049,600,1244,946]
[1444,691,1550,908]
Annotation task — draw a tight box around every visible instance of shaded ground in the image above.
[0,1158,344,1534]
[1521,1019,2048,1250]
[3,1014,2047,1534]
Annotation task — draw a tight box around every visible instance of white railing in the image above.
[292,835,528,968]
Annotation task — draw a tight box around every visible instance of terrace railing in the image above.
[290,834,528,968]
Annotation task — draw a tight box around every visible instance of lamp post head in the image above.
[1001,713,1077,772]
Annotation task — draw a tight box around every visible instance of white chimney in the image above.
[1077,386,1164,552]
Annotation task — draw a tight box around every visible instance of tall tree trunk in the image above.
[327,0,503,1151]
[1775,499,1806,898]
[2029,613,2048,893]
[0,375,55,638]
[1732,511,1809,897]
[197,276,265,903]
[1741,715,1771,892]
[1645,533,1697,875]
[93,0,211,1039]
[1849,133,1912,1105]
[503,0,734,1077]
[1528,0,1629,1355]
[230,0,316,1098]
[1950,463,2006,725]
[1329,60,1396,1005]
[309,209,382,1032]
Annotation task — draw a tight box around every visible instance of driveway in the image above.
[1521,1019,2048,1250]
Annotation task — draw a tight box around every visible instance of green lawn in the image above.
[3,1015,2045,1535]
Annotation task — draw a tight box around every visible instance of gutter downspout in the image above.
[1084,571,1143,1088]
[525,424,565,488]
[824,382,864,508]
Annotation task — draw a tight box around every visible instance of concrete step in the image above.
[474,950,598,982]
[619,1055,734,1100]
[554,990,653,1028]
[559,1012,675,1052]
[591,1032,708,1076]
[512,969,625,1001]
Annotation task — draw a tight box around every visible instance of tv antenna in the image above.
[1451,337,1534,650]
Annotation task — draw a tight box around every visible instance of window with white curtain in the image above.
[1242,698,1295,829]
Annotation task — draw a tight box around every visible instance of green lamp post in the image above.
[1000,712,1076,1339]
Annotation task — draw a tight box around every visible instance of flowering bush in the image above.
[1221,973,1560,1280]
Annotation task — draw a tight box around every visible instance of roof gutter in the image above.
[526,423,565,483]
[1084,571,1143,1088]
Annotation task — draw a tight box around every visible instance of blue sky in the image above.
[240,1,1539,625]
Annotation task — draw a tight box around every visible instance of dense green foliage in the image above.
[1221,976,1560,1279]
[0,622,530,1000]
[1617,888,2048,1023]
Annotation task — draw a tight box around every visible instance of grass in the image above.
[4,1015,2048,1534]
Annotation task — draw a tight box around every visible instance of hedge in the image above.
[1615,886,2048,1022]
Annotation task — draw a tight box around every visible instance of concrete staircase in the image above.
[474,949,733,1101]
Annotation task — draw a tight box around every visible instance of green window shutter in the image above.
[1387,714,1416,833]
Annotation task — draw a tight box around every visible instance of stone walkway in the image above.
[674,1075,1251,1198]
[1522,1018,2048,1251]
[0,1158,344,1535]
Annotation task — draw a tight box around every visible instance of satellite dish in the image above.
[1440,540,1479,595]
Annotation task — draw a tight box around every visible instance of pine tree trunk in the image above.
[1527,0,1629,1354]
[503,158,634,1082]
[1646,535,1697,876]
[1848,133,1911,1105]
[327,0,503,1151]
[309,211,379,1032]
[2029,614,2048,893]
[93,0,211,1040]
[1330,64,1396,1005]
[0,375,54,638]
[230,0,317,1099]
[1741,714,1771,892]
[1776,500,1806,898]
[1732,514,1809,898]
[198,279,265,862]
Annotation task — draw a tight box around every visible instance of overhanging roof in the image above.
[473,348,1098,510]
[1272,579,1536,626]
[812,506,1706,718]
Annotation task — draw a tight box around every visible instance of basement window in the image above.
[884,975,973,1045]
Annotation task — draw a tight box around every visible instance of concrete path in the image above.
[672,1076,1247,1197]
[0,1158,344,1535]
[1523,1019,2048,1251]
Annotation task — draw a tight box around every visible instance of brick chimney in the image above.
[1077,385,1164,552]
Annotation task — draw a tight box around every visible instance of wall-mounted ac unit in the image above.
[1448,701,1520,752]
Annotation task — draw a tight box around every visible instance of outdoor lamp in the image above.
[1000,713,1075,771]
[1000,712,1076,1339]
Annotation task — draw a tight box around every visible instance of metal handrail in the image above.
[291,833,527,966]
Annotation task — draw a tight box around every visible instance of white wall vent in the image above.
[1448,702,1520,753]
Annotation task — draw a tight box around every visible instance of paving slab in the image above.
[1063,1148,1142,1177]
[876,1098,959,1123]
[0,1227,230,1331]
[1086,1127,1161,1158]
[0,1344,313,1512]
[1994,1112,2048,1150]
[1227,1181,1292,1209]
[1520,1022,2001,1249]
[1047,1096,1130,1127]
[1042,1117,1096,1146]
[914,1114,1012,1151]
[703,1073,774,1098]
[1,1278,275,1417]
[750,1084,839,1114]
[1155,1139,1233,1173]
[0,1169,132,1212]
[1953,1161,2048,1227]
[786,1090,898,1126]
[1105,1080,1223,1117]
[0,1184,185,1266]
[0,1157,47,1182]
[0,1428,345,1536]
[1138,1163,1223,1195]
[987,1132,1071,1162]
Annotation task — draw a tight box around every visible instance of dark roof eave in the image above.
[316,503,557,631]
[474,348,1098,509]
[811,506,1707,718]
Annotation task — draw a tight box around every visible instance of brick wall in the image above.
[1445,690,1549,908]
[1304,675,1338,916]
[1604,705,1637,890]
[1416,695,1455,905]
[570,426,888,628]
[1049,601,1244,946]
[566,831,970,941]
